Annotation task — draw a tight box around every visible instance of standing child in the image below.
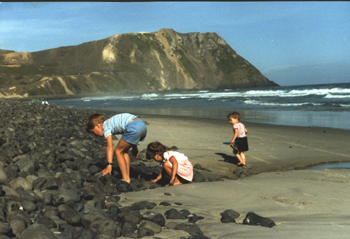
[227,111,249,168]
[146,141,193,186]
[86,113,147,183]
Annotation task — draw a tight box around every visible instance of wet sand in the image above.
[134,114,350,176]
[119,114,350,238]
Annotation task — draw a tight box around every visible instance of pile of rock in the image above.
[0,99,213,238]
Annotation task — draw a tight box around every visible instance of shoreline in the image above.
[6,83,350,131]
[110,107,350,131]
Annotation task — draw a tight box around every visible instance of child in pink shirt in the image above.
[228,111,249,168]
[146,141,193,186]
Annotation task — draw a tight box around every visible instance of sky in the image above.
[0,2,349,86]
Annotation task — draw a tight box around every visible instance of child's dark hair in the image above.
[85,113,106,132]
[227,111,241,120]
[146,141,172,160]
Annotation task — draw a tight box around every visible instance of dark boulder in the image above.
[242,212,276,228]
[175,222,203,236]
[115,181,132,192]
[0,222,11,235]
[36,216,57,228]
[187,213,199,223]
[138,220,162,234]
[192,170,206,182]
[20,200,36,212]
[4,165,19,181]
[130,201,157,210]
[122,221,137,236]
[73,228,97,239]
[142,211,165,226]
[164,208,184,219]
[90,219,121,238]
[9,216,27,238]
[20,223,57,239]
[137,227,154,237]
[220,209,240,223]
[32,177,47,190]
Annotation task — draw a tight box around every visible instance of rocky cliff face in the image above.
[0,29,278,98]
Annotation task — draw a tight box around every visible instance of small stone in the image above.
[37,216,57,228]
[14,154,35,174]
[187,213,199,223]
[139,220,162,234]
[21,200,36,212]
[130,201,157,210]
[192,170,206,182]
[122,222,137,236]
[137,227,154,237]
[165,221,178,229]
[0,167,8,184]
[60,209,82,226]
[42,194,53,205]
[164,208,184,219]
[142,211,165,226]
[0,222,11,234]
[9,177,33,191]
[20,223,57,239]
[9,216,27,238]
[2,186,21,202]
[220,209,240,223]
[180,209,191,218]
[89,219,121,238]
[116,181,131,192]
[123,232,141,238]
[159,201,171,206]
[175,222,203,236]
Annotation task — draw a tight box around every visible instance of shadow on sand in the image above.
[216,152,241,165]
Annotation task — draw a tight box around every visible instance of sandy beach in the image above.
[118,113,350,238]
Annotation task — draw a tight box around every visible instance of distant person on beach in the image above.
[228,111,249,168]
[146,141,193,186]
[85,113,147,183]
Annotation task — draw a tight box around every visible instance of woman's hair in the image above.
[146,141,172,160]
[227,111,240,120]
[85,113,106,131]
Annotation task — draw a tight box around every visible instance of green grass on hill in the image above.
[0,65,54,76]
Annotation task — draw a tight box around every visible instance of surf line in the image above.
[252,136,350,159]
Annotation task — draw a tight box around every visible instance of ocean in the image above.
[40,82,350,130]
